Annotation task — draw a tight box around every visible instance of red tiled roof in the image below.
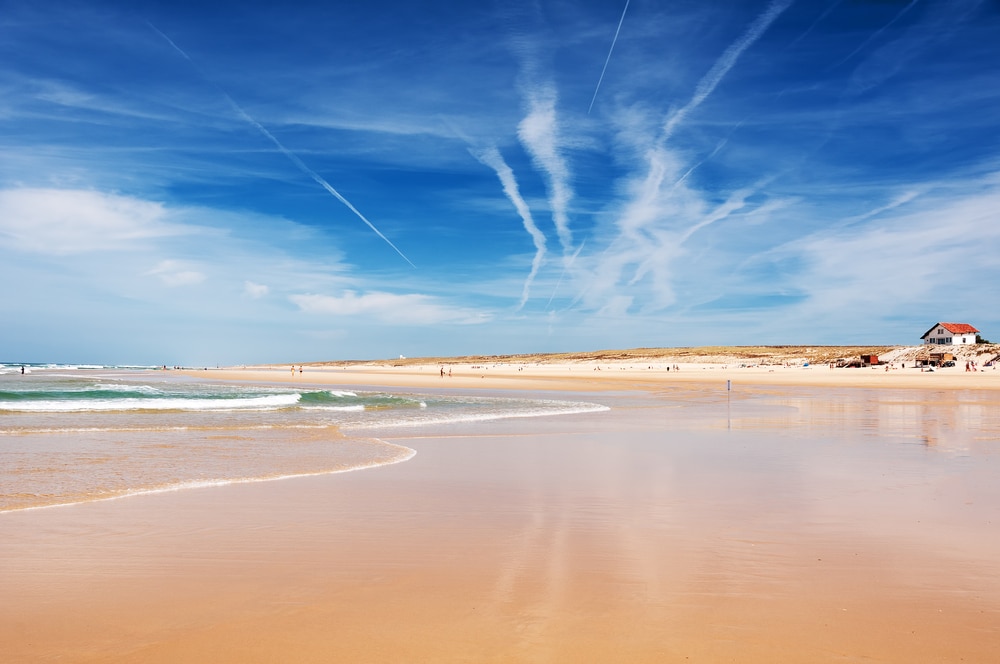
[939,322,979,334]
[920,322,979,338]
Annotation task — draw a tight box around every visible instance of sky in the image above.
[2,0,999,365]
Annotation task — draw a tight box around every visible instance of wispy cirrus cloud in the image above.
[578,0,794,315]
[752,174,1000,333]
[290,291,493,325]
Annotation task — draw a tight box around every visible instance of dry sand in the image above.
[207,345,1000,392]
[3,353,999,662]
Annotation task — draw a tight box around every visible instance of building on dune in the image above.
[920,322,980,345]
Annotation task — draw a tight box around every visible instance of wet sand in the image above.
[2,375,999,662]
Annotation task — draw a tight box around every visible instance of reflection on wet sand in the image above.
[1,384,998,662]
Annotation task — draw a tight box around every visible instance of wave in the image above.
[297,390,425,409]
[0,393,303,413]
[92,383,164,394]
[0,440,416,513]
[0,385,431,414]
[344,401,610,430]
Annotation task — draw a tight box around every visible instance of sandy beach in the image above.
[2,358,999,662]
[208,352,1000,392]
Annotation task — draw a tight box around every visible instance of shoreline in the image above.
[187,358,1000,392]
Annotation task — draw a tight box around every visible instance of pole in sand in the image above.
[727,380,731,430]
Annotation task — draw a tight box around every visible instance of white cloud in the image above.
[766,178,1000,324]
[0,188,195,255]
[290,291,492,325]
[146,260,206,287]
[244,281,270,298]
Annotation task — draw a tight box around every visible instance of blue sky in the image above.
[2,0,998,365]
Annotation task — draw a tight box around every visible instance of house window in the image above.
[938,328,943,334]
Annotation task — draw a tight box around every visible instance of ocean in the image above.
[0,365,608,512]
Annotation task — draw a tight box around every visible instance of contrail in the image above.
[147,23,414,268]
[828,0,918,71]
[787,0,842,49]
[588,0,631,114]
[670,121,744,191]
[471,146,547,310]
[518,88,574,254]
[228,107,415,267]
[545,240,584,310]
[661,0,794,141]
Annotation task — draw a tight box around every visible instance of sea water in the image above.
[0,367,608,511]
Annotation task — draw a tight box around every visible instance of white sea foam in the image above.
[303,404,366,412]
[344,401,609,430]
[0,423,338,435]
[93,383,163,394]
[0,393,302,413]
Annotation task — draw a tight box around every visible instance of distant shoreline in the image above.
[183,344,1000,393]
[260,343,1000,369]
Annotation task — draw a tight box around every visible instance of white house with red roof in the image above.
[921,322,980,345]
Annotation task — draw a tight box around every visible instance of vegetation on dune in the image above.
[316,345,901,367]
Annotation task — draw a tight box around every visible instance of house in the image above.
[920,322,979,345]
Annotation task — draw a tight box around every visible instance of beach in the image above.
[215,351,1000,392]
[2,360,999,662]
